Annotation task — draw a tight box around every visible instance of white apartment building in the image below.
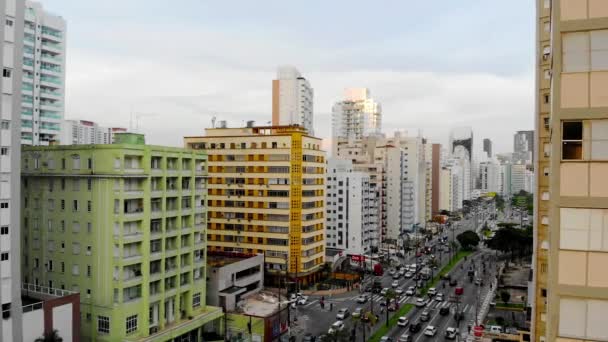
[424,142,433,221]
[21,1,66,145]
[325,159,377,256]
[511,163,529,194]
[449,127,473,201]
[479,160,501,194]
[60,119,127,145]
[331,88,381,150]
[1,0,24,338]
[440,158,464,212]
[272,66,314,135]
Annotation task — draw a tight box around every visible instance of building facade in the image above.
[60,119,127,145]
[21,133,222,341]
[21,1,66,145]
[431,144,441,215]
[513,130,534,165]
[0,0,24,339]
[483,138,492,158]
[325,159,376,257]
[479,160,501,194]
[185,125,326,286]
[331,88,381,149]
[206,253,263,311]
[272,66,314,135]
[533,1,608,341]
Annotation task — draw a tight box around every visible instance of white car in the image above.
[445,327,459,340]
[435,293,444,302]
[336,308,350,320]
[424,326,437,337]
[397,316,409,327]
[395,288,404,295]
[392,280,399,288]
[389,269,396,275]
[405,286,415,296]
[404,272,413,278]
[428,288,437,296]
[328,321,345,334]
[415,298,428,307]
[297,296,308,305]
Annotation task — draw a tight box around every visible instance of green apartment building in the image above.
[20,133,223,341]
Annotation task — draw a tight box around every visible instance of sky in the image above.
[43,0,534,155]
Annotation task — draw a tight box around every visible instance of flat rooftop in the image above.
[237,291,285,317]
[207,252,262,268]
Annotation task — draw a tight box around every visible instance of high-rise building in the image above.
[499,162,512,197]
[449,127,473,201]
[325,159,377,256]
[483,138,492,158]
[60,119,127,145]
[21,133,222,340]
[424,141,433,222]
[184,125,326,286]
[331,88,381,148]
[21,1,66,145]
[533,1,608,341]
[272,66,314,135]
[513,130,534,165]
[431,144,442,215]
[1,0,24,339]
[479,160,501,194]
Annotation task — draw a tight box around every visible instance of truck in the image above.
[373,263,384,276]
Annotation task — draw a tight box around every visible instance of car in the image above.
[395,288,404,295]
[428,287,437,296]
[389,269,396,275]
[379,337,393,342]
[435,293,444,302]
[336,308,349,320]
[475,278,482,286]
[405,286,415,296]
[398,269,406,276]
[489,326,504,334]
[397,316,409,327]
[415,298,428,307]
[404,271,413,278]
[393,273,401,280]
[356,295,368,303]
[420,310,431,322]
[423,326,437,337]
[352,307,363,318]
[445,327,459,339]
[454,310,465,322]
[289,293,298,301]
[398,333,413,342]
[392,280,399,288]
[439,306,450,316]
[449,278,458,286]
[409,321,422,333]
[328,321,344,334]
[302,333,315,342]
[381,288,389,296]
[441,273,451,281]
[297,296,308,305]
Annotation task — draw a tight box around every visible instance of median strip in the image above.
[367,304,414,342]
[420,250,473,296]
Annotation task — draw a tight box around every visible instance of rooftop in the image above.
[207,251,261,268]
[236,291,285,317]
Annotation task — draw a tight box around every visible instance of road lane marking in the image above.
[304,300,318,307]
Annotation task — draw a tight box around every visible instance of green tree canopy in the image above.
[456,230,480,250]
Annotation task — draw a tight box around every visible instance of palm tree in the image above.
[35,330,63,342]
[384,288,397,327]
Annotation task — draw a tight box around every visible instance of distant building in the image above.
[21,1,67,145]
[60,119,127,145]
[206,253,264,311]
[483,138,492,158]
[431,144,442,215]
[513,130,534,164]
[449,127,473,201]
[479,160,500,194]
[272,66,314,135]
[332,88,382,146]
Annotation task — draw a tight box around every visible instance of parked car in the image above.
[445,327,459,340]
[423,326,437,337]
[415,298,428,307]
[356,294,368,303]
[405,286,415,296]
[336,308,349,320]
[397,316,409,327]
[409,321,422,333]
[420,310,431,322]
[328,321,344,334]
[398,333,413,342]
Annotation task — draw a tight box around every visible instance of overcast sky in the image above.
[44,0,534,154]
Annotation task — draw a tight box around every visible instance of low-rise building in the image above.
[207,253,264,311]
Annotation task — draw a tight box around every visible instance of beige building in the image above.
[184,125,326,286]
[533,0,608,341]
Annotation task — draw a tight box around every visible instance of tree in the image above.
[500,291,511,304]
[322,326,351,342]
[35,330,63,342]
[383,288,397,327]
[486,226,533,260]
[456,230,480,251]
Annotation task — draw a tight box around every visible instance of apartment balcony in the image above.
[40,53,62,64]
[41,31,63,43]
[123,231,144,243]
[123,208,144,220]
[41,41,62,54]
[121,253,143,266]
[122,275,143,287]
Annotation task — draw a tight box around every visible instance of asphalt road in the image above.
[293,207,496,340]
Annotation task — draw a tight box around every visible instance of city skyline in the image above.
[40,0,532,153]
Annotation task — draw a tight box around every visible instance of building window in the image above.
[72,155,81,169]
[0,147,8,156]
[562,121,583,160]
[0,253,8,261]
[87,265,91,277]
[193,293,201,308]
[87,201,92,212]
[87,178,92,191]
[0,121,9,130]
[60,200,65,211]
[98,315,110,334]
[126,314,137,334]
[2,68,11,78]
[5,19,13,27]
[60,262,65,273]
[0,226,7,235]
[72,200,78,212]
[0,202,8,209]
[87,158,92,169]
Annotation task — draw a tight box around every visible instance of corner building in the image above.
[21,133,222,341]
[185,125,326,287]
[534,0,608,341]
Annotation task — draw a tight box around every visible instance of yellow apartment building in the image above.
[534,0,608,341]
[185,125,326,286]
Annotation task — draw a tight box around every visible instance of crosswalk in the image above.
[354,293,454,308]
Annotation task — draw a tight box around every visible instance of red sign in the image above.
[455,287,464,296]
[474,325,484,337]
[351,255,366,262]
